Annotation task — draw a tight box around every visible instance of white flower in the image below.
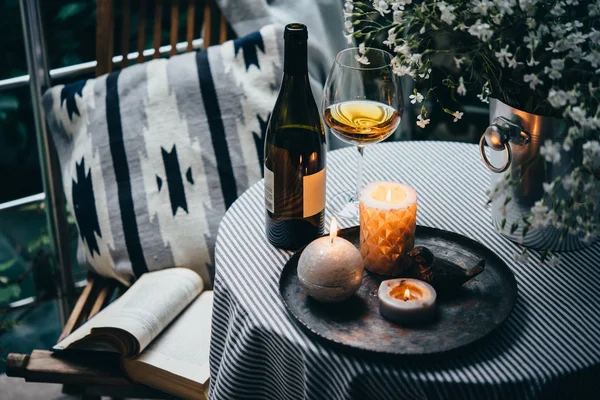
[543,181,555,193]
[383,28,397,48]
[468,21,494,41]
[355,54,370,65]
[551,3,566,16]
[549,255,560,267]
[513,251,529,263]
[454,57,464,69]
[452,111,463,122]
[561,173,574,191]
[495,46,513,68]
[471,0,493,16]
[391,57,415,78]
[355,43,370,65]
[344,1,353,13]
[408,53,423,67]
[418,68,431,79]
[374,0,391,16]
[584,50,600,68]
[530,200,550,229]
[568,106,587,125]
[544,59,564,80]
[540,140,561,164]
[523,74,543,90]
[548,89,568,108]
[524,32,539,50]
[437,2,457,25]
[457,77,467,96]
[583,140,600,170]
[416,114,430,128]
[477,81,491,103]
[394,43,411,57]
[393,10,404,24]
[344,20,354,34]
[582,232,597,246]
[409,92,424,104]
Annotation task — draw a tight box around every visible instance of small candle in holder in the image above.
[297,217,364,302]
[359,181,418,276]
[378,278,437,324]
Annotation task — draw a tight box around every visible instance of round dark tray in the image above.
[279,226,518,355]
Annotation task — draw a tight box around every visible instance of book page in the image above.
[55,268,203,355]
[127,291,214,385]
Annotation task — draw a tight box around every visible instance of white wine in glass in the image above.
[322,47,403,220]
[324,100,400,146]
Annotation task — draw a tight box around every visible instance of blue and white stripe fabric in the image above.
[43,25,284,287]
[210,141,600,399]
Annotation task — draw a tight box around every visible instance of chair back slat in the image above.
[186,0,196,52]
[88,283,116,319]
[152,0,163,59]
[203,0,212,49]
[96,0,115,76]
[96,0,231,78]
[170,0,180,56]
[121,0,131,68]
[137,0,148,64]
[219,13,228,44]
[58,280,97,342]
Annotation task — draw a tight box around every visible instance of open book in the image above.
[54,268,212,400]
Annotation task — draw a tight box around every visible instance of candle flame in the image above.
[404,288,410,301]
[329,217,338,244]
[386,188,392,202]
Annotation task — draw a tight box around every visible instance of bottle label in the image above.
[264,164,326,217]
[303,167,326,217]
[264,166,275,213]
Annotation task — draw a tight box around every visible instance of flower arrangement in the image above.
[344,0,600,260]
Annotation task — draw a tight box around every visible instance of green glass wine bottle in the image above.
[264,23,326,250]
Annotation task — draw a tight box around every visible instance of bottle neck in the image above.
[283,39,308,76]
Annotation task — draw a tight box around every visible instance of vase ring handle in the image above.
[479,116,530,174]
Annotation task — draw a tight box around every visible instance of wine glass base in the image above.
[331,192,360,221]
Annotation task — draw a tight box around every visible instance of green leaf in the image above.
[0,284,21,303]
[0,94,19,111]
[0,258,17,272]
[55,3,87,21]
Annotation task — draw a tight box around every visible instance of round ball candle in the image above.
[297,217,364,302]
[378,278,437,324]
[359,181,418,276]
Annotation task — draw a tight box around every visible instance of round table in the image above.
[209,141,600,400]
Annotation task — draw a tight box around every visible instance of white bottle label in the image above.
[303,167,326,217]
[264,166,275,213]
[264,165,326,217]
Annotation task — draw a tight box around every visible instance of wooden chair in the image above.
[6,1,232,398]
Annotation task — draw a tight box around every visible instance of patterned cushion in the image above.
[43,25,283,287]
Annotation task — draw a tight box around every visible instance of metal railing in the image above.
[0,38,204,92]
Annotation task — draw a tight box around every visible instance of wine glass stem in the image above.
[354,145,365,202]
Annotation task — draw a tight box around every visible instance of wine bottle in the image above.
[264,23,326,250]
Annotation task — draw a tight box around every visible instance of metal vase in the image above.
[479,98,591,251]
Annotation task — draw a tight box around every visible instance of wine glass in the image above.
[322,47,403,220]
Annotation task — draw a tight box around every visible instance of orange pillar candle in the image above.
[359,181,418,276]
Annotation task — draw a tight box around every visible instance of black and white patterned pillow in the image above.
[43,25,283,287]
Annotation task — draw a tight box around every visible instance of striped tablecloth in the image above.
[209,141,600,400]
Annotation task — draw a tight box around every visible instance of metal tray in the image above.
[279,226,518,356]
